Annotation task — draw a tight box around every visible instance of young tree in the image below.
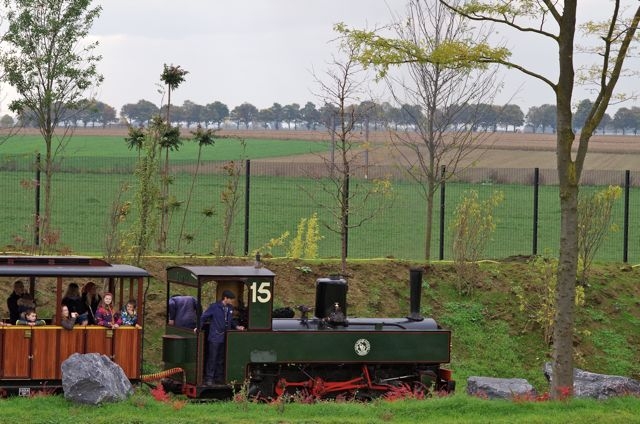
[157,64,187,252]
[160,64,188,124]
[577,186,622,285]
[177,125,216,251]
[369,0,501,261]
[310,40,393,274]
[340,0,640,396]
[438,0,640,397]
[129,117,162,265]
[1,0,103,251]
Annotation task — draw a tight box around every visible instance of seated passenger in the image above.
[95,292,121,328]
[120,299,141,329]
[60,305,76,330]
[168,295,198,328]
[62,283,89,325]
[16,308,46,326]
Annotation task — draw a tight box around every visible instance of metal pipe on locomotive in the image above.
[162,265,455,400]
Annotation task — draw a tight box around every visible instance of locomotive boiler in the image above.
[162,265,455,400]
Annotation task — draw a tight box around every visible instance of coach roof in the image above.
[0,256,150,278]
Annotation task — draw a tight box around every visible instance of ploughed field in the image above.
[12,127,640,171]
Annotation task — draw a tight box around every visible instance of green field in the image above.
[0,134,329,162]
[1,134,639,262]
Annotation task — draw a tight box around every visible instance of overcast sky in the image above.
[3,0,638,116]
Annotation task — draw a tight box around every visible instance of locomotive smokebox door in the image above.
[314,276,347,319]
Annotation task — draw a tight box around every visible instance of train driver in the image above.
[199,290,244,386]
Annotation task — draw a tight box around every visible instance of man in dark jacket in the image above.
[199,290,244,385]
[168,295,199,328]
[7,280,25,324]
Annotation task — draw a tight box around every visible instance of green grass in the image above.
[1,391,639,423]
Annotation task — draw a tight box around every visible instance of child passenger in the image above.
[16,308,46,326]
[95,292,121,328]
[120,300,141,328]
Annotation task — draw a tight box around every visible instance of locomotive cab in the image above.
[163,265,275,398]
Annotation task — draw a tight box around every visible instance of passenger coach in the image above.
[0,256,149,396]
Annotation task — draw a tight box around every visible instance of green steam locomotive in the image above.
[161,264,455,400]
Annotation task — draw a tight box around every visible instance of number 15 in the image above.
[250,281,272,303]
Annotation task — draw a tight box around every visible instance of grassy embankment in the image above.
[0,258,639,421]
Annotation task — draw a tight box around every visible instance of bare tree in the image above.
[310,41,393,274]
[385,0,500,261]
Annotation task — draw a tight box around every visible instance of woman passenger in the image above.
[82,281,102,325]
[60,305,76,330]
[62,283,89,325]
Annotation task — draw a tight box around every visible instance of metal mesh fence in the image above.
[1,154,639,262]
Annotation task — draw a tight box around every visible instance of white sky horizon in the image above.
[1,0,638,118]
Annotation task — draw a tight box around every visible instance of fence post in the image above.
[345,175,349,259]
[439,165,446,261]
[244,159,251,256]
[533,167,539,255]
[623,169,630,263]
[35,153,41,248]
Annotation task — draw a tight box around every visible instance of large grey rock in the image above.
[467,376,537,399]
[544,362,640,399]
[62,353,133,405]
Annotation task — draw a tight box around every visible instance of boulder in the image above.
[467,376,537,399]
[62,353,133,405]
[544,362,640,400]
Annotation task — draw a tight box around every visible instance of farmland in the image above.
[3,127,640,170]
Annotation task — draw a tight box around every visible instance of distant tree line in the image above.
[3,97,640,135]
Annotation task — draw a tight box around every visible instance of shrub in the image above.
[577,185,622,285]
[449,190,504,295]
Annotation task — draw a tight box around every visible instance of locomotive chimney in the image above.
[408,267,424,321]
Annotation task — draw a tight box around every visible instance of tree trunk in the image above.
[551,0,578,397]
[177,146,203,251]
[42,134,53,254]
[340,174,349,275]
[424,182,435,261]
[552,176,578,397]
